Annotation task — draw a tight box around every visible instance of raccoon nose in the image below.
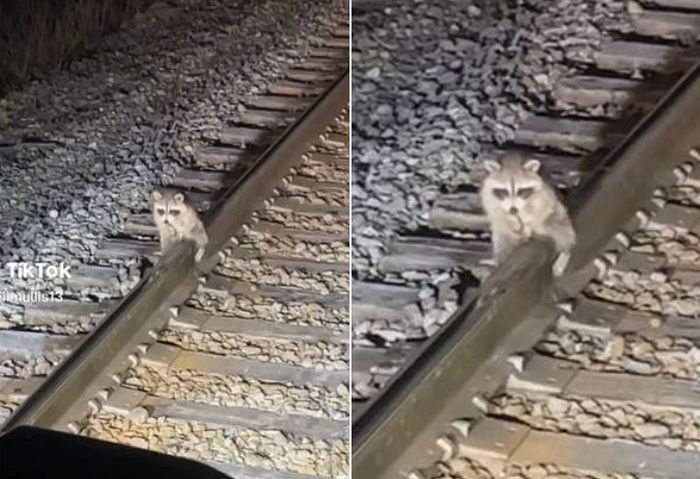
[509,206,518,215]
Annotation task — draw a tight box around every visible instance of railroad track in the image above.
[351,0,700,418]
[1,24,350,479]
[353,29,700,479]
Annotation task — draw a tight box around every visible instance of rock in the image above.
[546,397,570,415]
[609,408,629,426]
[467,6,482,17]
[634,422,670,439]
[128,406,151,424]
[650,271,667,283]
[620,357,657,375]
[365,66,381,79]
[606,335,626,359]
[662,438,683,450]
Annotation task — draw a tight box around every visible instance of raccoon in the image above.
[479,154,576,276]
[151,190,208,262]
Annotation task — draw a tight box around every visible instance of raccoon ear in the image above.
[483,160,501,173]
[523,159,541,173]
[151,191,162,201]
[173,193,185,203]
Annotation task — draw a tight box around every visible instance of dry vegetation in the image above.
[0,0,154,92]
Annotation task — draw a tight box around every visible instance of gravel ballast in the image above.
[352,0,627,278]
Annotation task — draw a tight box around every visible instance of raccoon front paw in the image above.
[194,247,205,263]
[552,251,570,277]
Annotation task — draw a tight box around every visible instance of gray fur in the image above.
[151,190,208,262]
[479,153,576,276]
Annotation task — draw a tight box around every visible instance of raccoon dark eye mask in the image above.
[492,188,508,200]
[517,187,534,199]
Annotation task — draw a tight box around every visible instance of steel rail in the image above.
[352,60,700,478]
[2,70,349,432]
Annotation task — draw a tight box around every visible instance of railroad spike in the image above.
[435,433,458,461]
[681,161,694,173]
[614,231,631,248]
[593,257,608,279]
[407,470,426,479]
[449,418,471,438]
[507,353,525,373]
[651,197,666,209]
[128,353,140,367]
[556,299,575,314]
[673,165,688,182]
[66,422,81,434]
[635,209,650,228]
[471,395,489,413]
[87,398,101,414]
[689,147,700,162]
[96,388,112,400]
[603,251,619,266]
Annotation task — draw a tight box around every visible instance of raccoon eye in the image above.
[169,209,181,216]
[492,188,508,200]
[517,187,535,199]
[156,208,165,216]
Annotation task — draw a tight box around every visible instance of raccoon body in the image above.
[151,190,208,262]
[479,154,576,276]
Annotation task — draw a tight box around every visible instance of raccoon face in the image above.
[483,157,543,215]
[152,190,188,227]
